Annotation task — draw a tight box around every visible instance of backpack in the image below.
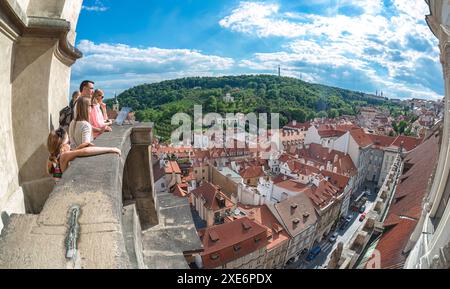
[59,105,73,129]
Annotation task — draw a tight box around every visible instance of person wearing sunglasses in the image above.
[90,89,112,139]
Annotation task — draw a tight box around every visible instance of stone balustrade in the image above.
[0,123,202,269]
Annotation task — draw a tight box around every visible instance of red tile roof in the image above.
[391,136,423,152]
[368,134,396,149]
[295,143,357,176]
[239,166,265,179]
[272,193,317,237]
[285,121,311,130]
[350,128,373,148]
[318,129,347,138]
[200,217,268,268]
[236,204,291,251]
[321,171,350,192]
[375,129,441,269]
[165,161,182,174]
[304,178,341,210]
[191,182,235,211]
[285,160,321,176]
[275,179,309,192]
[172,184,188,198]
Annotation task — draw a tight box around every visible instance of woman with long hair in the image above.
[47,127,121,181]
[69,97,95,150]
[90,89,112,139]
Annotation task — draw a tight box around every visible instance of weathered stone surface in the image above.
[0,125,135,268]
[0,0,83,233]
[141,190,203,269]
[0,123,203,269]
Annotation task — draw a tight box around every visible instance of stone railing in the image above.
[0,123,202,269]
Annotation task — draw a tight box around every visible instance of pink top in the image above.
[89,104,107,139]
[100,103,108,121]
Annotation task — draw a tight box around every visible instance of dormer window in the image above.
[210,254,219,260]
[234,244,241,252]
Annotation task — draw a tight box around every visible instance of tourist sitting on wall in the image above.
[90,89,112,139]
[69,97,96,150]
[47,127,121,181]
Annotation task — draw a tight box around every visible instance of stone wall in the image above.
[0,124,203,269]
[0,14,24,233]
[0,0,83,232]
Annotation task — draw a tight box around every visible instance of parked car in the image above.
[359,205,366,214]
[359,213,367,222]
[306,246,321,261]
[346,214,353,222]
[329,232,339,243]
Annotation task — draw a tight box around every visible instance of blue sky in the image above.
[71,0,443,100]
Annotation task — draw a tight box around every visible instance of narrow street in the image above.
[290,183,379,269]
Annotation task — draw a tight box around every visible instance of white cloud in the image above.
[82,6,109,12]
[220,1,443,100]
[82,0,109,12]
[71,40,235,96]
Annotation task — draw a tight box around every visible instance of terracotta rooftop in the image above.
[317,129,347,138]
[350,128,373,148]
[368,134,396,149]
[295,143,357,176]
[236,204,291,251]
[321,171,350,192]
[172,184,188,198]
[191,182,235,211]
[239,166,266,179]
[375,128,441,269]
[310,179,339,209]
[275,179,309,193]
[199,217,268,269]
[285,160,321,176]
[165,161,182,174]
[391,135,423,152]
[271,193,318,238]
[285,121,311,130]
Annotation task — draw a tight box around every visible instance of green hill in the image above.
[108,75,398,141]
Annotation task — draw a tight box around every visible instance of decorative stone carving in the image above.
[430,242,450,269]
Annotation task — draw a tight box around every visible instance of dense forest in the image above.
[107,75,399,141]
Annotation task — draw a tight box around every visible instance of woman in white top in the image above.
[69,97,94,150]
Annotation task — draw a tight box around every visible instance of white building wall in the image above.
[333,132,350,154]
[304,126,321,145]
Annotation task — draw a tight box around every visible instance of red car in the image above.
[359,213,367,222]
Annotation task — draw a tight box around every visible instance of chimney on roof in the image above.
[242,220,252,230]
[209,230,220,242]
[293,218,300,225]
[303,212,310,220]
